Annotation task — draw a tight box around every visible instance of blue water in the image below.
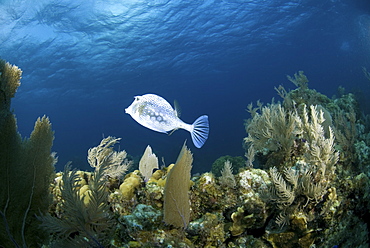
[1,0,370,173]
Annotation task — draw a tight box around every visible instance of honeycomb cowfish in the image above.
[125,94,209,148]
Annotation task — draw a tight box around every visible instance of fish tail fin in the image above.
[190,115,209,148]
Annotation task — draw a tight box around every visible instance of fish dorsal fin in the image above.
[174,100,181,118]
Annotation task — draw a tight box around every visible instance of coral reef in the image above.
[40,163,114,247]
[219,160,236,188]
[211,155,245,176]
[41,71,369,247]
[40,136,133,246]
[243,72,369,247]
[2,64,369,247]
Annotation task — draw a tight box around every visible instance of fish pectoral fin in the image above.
[168,128,179,136]
[174,100,181,118]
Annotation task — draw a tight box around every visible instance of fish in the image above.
[125,94,209,148]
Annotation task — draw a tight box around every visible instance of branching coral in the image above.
[268,167,296,208]
[245,72,342,241]
[40,163,113,247]
[287,70,309,90]
[275,71,332,110]
[39,136,132,246]
[300,105,339,183]
[332,100,358,172]
[219,160,236,188]
[0,59,21,111]
[0,60,56,248]
[268,167,326,210]
[88,136,131,180]
[250,104,339,217]
[244,103,303,166]
[245,101,338,177]
[211,155,245,177]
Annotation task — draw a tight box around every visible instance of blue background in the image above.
[1,0,370,173]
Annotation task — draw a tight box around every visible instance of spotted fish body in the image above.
[125,94,209,148]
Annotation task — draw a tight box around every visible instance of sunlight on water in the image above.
[357,14,370,54]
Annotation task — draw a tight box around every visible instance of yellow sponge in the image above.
[119,172,142,199]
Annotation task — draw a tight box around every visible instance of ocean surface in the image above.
[1,0,369,173]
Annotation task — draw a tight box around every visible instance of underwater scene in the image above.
[1,0,370,247]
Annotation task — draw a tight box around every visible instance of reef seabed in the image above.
[44,73,369,247]
[1,62,369,248]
